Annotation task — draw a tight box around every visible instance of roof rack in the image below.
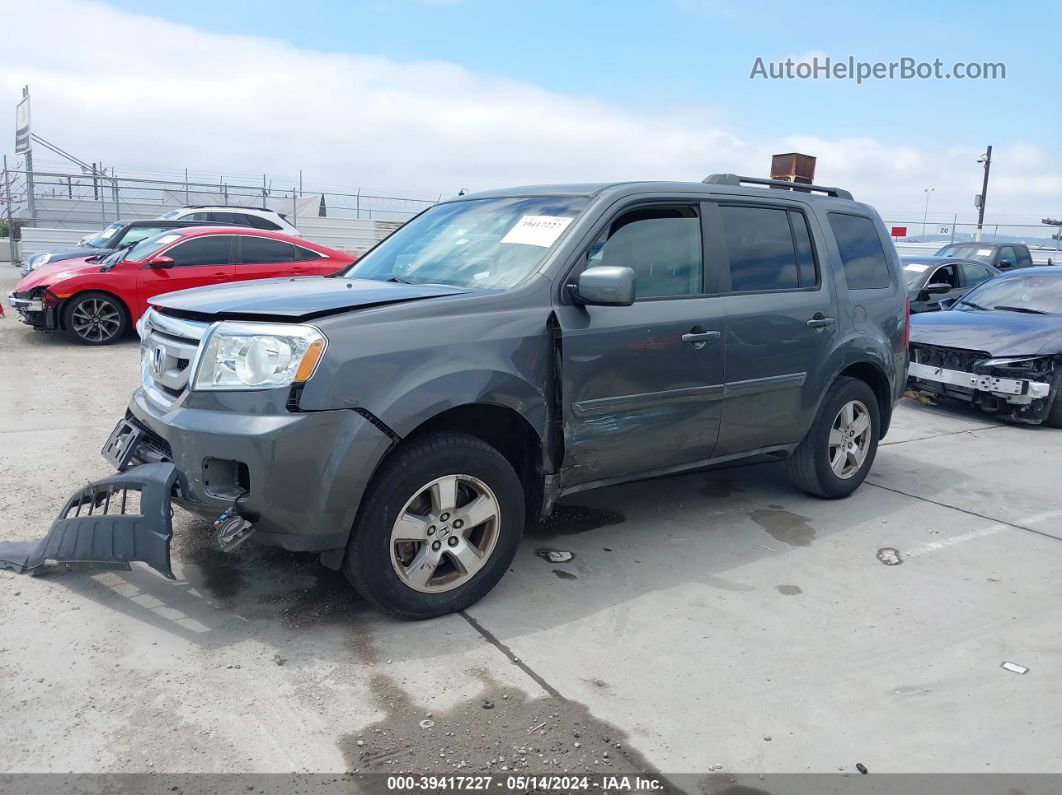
[703,173,853,201]
[181,205,279,212]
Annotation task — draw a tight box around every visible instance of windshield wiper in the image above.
[958,299,988,311]
[993,305,1050,315]
[385,276,413,284]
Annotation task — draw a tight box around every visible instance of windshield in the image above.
[902,261,931,287]
[342,197,588,288]
[934,244,994,263]
[958,271,1062,314]
[103,231,183,265]
[81,222,125,248]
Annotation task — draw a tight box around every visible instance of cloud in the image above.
[2,0,1059,224]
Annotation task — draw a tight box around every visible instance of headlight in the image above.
[193,322,327,391]
[29,253,51,270]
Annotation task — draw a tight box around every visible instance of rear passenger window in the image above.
[960,261,991,286]
[247,214,282,231]
[293,245,324,261]
[828,213,892,289]
[242,237,296,264]
[589,206,702,298]
[721,206,801,291]
[210,211,244,225]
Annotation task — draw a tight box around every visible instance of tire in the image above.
[62,291,129,345]
[342,432,525,620]
[1045,391,1062,429]
[786,376,880,499]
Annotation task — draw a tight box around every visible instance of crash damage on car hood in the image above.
[908,309,1062,424]
[149,275,474,322]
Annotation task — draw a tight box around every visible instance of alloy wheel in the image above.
[70,298,122,343]
[389,474,501,593]
[828,399,872,479]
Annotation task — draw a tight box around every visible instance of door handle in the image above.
[681,330,721,344]
[806,315,835,328]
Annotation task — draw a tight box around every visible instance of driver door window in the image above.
[167,236,236,266]
[587,207,702,298]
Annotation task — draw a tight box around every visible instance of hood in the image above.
[150,276,472,321]
[32,246,101,265]
[14,256,103,292]
[910,308,1062,356]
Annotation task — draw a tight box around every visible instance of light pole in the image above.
[922,187,935,236]
[975,146,992,242]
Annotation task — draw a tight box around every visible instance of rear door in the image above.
[235,235,304,282]
[136,234,236,310]
[556,201,726,486]
[713,201,838,457]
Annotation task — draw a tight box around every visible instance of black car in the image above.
[909,267,1062,426]
[20,219,220,276]
[934,242,1034,271]
[902,255,1000,313]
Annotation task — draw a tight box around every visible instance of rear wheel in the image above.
[787,377,880,498]
[342,432,524,619]
[62,292,128,345]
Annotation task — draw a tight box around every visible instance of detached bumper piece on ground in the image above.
[0,463,178,579]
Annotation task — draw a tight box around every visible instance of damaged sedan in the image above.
[908,267,1062,426]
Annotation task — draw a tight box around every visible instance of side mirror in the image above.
[998,259,1014,270]
[146,255,175,269]
[923,282,952,295]
[570,265,636,306]
[938,297,958,310]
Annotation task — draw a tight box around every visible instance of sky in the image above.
[3,0,1061,225]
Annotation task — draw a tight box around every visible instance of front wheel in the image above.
[62,292,129,345]
[342,432,525,619]
[786,376,880,498]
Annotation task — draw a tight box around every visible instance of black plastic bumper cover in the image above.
[0,463,178,579]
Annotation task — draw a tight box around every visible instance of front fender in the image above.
[371,369,550,441]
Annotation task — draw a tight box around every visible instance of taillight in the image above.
[903,297,911,349]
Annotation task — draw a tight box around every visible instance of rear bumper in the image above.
[121,388,394,553]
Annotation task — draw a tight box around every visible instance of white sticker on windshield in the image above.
[977,248,992,256]
[501,215,573,247]
[904,264,929,272]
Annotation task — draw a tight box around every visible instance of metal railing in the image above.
[1,164,441,231]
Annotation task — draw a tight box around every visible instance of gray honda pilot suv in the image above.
[106,175,909,619]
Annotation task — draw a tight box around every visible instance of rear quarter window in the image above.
[828,213,892,289]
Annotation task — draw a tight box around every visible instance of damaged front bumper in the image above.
[6,290,59,330]
[908,344,1059,423]
[0,463,178,579]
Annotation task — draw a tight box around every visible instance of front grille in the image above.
[127,415,173,460]
[140,310,209,408]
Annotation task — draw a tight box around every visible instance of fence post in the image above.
[292,189,297,230]
[223,179,228,205]
[185,169,190,204]
[3,156,18,265]
[92,162,99,201]
[356,189,361,220]
[951,214,957,243]
[67,176,72,199]
[111,168,119,208]
[262,174,267,204]
[99,162,107,225]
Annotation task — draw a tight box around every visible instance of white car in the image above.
[159,206,301,236]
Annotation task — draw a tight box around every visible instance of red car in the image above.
[7,227,353,344]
